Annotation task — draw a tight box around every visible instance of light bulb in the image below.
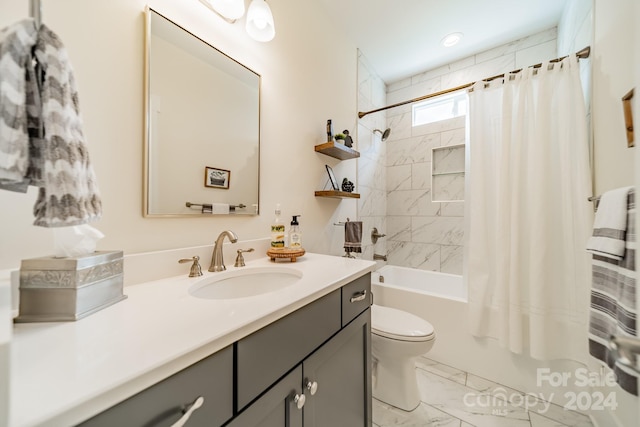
[245,0,275,42]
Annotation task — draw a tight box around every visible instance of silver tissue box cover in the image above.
[15,251,126,322]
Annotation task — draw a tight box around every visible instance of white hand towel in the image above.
[586,186,634,260]
[211,203,230,215]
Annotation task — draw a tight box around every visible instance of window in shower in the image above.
[412,90,467,127]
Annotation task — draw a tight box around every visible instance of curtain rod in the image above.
[358,46,591,119]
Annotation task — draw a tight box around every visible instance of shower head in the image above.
[373,128,391,141]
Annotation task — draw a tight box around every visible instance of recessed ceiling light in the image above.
[441,32,463,47]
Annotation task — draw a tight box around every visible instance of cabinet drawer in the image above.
[341,273,371,326]
[78,345,233,427]
[237,289,341,410]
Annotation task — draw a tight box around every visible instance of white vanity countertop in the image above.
[8,253,376,427]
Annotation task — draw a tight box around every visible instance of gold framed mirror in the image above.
[144,7,260,216]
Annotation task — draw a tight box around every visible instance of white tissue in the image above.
[53,225,105,258]
[211,203,230,214]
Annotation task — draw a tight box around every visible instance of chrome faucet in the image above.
[209,230,238,272]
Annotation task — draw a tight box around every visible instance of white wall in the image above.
[0,0,359,270]
[593,0,635,195]
[592,1,638,424]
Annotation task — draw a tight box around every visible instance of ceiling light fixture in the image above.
[441,32,463,48]
[198,0,275,42]
[245,0,275,42]
[202,0,245,22]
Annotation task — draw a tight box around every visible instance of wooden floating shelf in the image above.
[315,191,360,199]
[314,142,360,160]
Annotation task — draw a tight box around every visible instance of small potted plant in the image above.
[334,133,346,143]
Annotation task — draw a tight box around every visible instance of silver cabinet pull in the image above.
[171,396,204,427]
[293,392,306,409]
[350,290,367,303]
[306,380,318,395]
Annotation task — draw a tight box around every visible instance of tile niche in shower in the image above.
[431,143,465,202]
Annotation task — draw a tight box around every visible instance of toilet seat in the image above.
[371,304,435,342]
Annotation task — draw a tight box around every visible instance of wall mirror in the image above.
[144,8,260,216]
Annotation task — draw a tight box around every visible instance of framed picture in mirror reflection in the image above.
[205,166,230,189]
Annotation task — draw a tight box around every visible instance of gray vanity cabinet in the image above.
[77,345,233,427]
[235,273,372,427]
[77,273,371,427]
[232,309,371,427]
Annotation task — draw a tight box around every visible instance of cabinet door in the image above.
[226,365,303,427]
[303,308,371,427]
[77,346,233,427]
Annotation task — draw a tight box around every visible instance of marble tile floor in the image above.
[372,356,594,427]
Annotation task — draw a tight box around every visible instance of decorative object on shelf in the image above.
[334,133,346,143]
[204,166,230,189]
[343,129,353,148]
[326,119,334,142]
[325,165,339,190]
[266,247,305,262]
[341,178,354,193]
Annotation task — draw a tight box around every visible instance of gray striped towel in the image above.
[0,19,37,192]
[31,24,102,227]
[0,19,102,227]
[344,221,362,253]
[588,187,638,396]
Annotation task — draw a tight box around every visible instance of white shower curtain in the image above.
[465,55,593,361]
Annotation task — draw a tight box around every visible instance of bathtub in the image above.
[371,265,467,302]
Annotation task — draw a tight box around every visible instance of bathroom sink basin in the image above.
[189,267,303,299]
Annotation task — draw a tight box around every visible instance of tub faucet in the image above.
[209,230,238,272]
[373,253,387,261]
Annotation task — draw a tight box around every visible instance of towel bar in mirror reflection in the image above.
[143,8,260,217]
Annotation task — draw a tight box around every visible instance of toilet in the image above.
[371,304,436,411]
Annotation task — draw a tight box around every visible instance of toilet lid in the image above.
[371,304,435,342]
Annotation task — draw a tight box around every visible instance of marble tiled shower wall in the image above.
[357,51,388,261]
[386,116,466,274]
[356,28,559,275]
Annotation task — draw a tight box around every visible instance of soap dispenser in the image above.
[270,204,286,248]
[289,215,302,249]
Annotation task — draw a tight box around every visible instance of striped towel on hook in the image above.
[588,187,638,396]
[586,186,634,260]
